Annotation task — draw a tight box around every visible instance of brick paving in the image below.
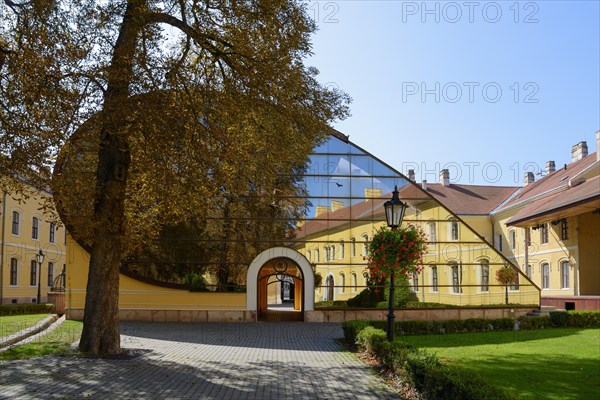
[0,322,399,399]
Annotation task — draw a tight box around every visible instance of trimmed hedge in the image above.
[353,324,515,400]
[0,304,53,316]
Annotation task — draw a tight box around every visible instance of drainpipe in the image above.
[523,227,528,275]
[1,191,7,304]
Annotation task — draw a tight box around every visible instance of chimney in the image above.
[596,130,600,162]
[407,169,415,182]
[315,206,329,217]
[422,180,428,191]
[546,161,556,175]
[331,200,345,212]
[524,172,535,186]
[364,188,382,200]
[440,169,450,187]
[571,141,588,162]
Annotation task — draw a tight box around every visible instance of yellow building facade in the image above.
[1,180,66,305]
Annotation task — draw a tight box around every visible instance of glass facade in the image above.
[119,133,539,307]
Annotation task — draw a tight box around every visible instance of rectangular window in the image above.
[12,211,19,235]
[32,217,39,239]
[561,219,569,241]
[481,264,489,291]
[48,262,54,287]
[451,265,460,293]
[510,230,516,250]
[49,222,56,243]
[431,266,438,292]
[542,264,550,289]
[10,258,18,286]
[561,262,570,289]
[540,224,549,244]
[428,222,437,242]
[30,260,37,286]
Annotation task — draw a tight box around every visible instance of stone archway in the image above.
[247,247,314,320]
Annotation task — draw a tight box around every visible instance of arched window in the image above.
[325,275,334,301]
[411,272,419,293]
[427,221,437,242]
[331,245,336,261]
[509,230,516,250]
[561,261,570,289]
[32,217,39,240]
[451,264,460,293]
[49,222,56,243]
[339,240,345,259]
[352,273,358,292]
[48,262,54,287]
[10,258,18,286]
[340,273,345,293]
[12,211,20,235]
[30,260,37,287]
[541,263,550,289]
[315,249,320,263]
[362,234,369,255]
[448,218,459,241]
[431,266,438,292]
[307,250,312,262]
[480,260,489,291]
[526,264,532,278]
[350,237,356,257]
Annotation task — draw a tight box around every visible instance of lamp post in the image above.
[36,250,45,304]
[383,186,408,341]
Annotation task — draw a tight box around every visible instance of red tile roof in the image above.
[501,154,597,210]
[423,183,519,215]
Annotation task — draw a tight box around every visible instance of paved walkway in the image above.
[0,322,399,399]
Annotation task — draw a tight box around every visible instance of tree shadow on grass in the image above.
[118,321,347,352]
[0,351,399,399]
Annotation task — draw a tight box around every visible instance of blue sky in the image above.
[305,0,600,186]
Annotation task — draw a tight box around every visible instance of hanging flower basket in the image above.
[496,265,518,286]
[367,225,428,284]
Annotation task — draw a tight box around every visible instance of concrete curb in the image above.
[0,314,59,350]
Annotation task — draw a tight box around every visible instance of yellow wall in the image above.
[492,209,580,296]
[299,202,539,306]
[1,185,66,304]
[577,212,600,295]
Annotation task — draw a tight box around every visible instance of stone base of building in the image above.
[67,307,534,322]
[66,308,258,322]
[306,307,532,322]
[542,296,600,311]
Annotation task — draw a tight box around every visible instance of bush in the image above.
[565,311,600,328]
[385,275,410,308]
[181,273,208,292]
[549,311,568,327]
[407,357,516,400]
[314,300,347,308]
[0,304,53,316]
[342,320,371,343]
[349,322,515,400]
[517,316,551,329]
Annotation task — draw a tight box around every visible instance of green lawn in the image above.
[0,320,83,360]
[400,328,600,400]
[0,314,51,339]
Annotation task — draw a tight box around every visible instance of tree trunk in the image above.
[78,0,144,356]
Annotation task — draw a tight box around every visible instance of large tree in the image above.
[0,0,349,356]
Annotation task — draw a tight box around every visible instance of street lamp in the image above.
[36,250,45,304]
[383,186,408,341]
